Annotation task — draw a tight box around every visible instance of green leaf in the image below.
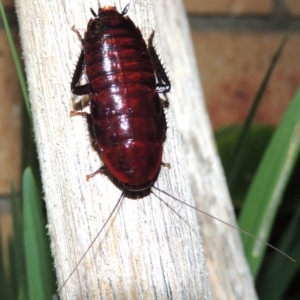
[238,87,300,276]
[10,183,27,290]
[257,202,300,300]
[216,125,274,206]
[23,168,56,300]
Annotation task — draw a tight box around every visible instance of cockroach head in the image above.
[90,4,130,19]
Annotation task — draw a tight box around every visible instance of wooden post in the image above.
[15,0,257,299]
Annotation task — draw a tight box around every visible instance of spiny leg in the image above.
[71,26,89,95]
[71,49,89,95]
[148,31,171,94]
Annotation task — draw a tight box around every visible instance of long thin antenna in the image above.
[152,185,295,262]
[54,192,125,299]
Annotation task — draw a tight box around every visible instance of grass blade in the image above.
[257,202,300,300]
[23,168,56,300]
[226,34,289,186]
[238,87,300,276]
[10,183,26,291]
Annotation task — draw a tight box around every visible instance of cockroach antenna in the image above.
[121,3,130,16]
[90,8,97,17]
[151,185,295,262]
[53,192,125,299]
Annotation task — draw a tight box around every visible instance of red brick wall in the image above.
[186,0,300,128]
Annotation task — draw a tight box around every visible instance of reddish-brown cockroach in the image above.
[55,4,294,297]
[71,3,170,192]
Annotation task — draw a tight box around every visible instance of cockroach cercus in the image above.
[55,4,295,297]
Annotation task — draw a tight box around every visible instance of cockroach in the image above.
[70,3,170,192]
[55,4,294,297]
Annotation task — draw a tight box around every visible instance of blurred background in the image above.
[0,0,300,299]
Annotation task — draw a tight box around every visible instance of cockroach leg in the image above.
[161,162,171,169]
[70,110,98,152]
[72,84,89,95]
[70,111,89,117]
[148,31,171,94]
[71,50,89,95]
[161,98,169,109]
[86,166,108,181]
[71,25,84,45]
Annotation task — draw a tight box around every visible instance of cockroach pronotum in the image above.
[55,4,294,297]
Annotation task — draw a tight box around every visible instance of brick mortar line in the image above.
[189,16,300,32]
